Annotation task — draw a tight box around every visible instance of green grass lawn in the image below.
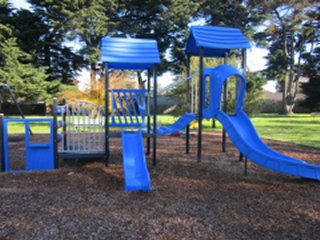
[158,113,320,148]
[250,114,320,148]
[4,114,320,148]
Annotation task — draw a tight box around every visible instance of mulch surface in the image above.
[0,131,320,239]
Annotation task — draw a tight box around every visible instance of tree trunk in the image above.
[90,62,96,90]
[137,71,145,89]
[281,77,288,114]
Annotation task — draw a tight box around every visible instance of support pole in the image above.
[0,114,4,172]
[239,152,243,162]
[104,64,110,166]
[239,49,247,162]
[222,52,228,152]
[197,48,204,162]
[147,69,151,155]
[62,98,67,151]
[152,66,158,166]
[53,98,58,169]
[244,156,248,176]
[186,55,191,154]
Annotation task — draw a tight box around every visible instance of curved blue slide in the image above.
[121,130,151,192]
[157,113,197,135]
[217,110,320,180]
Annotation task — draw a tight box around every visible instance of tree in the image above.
[253,0,319,114]
[199,0,265,39]
[0,0,49,102]
[301,47,320,111]
[244,71,268,114]
[112,0,199,74]
[28,0,116,88]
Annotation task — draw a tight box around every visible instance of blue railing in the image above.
[109,89,146,127]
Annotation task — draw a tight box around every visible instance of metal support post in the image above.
[222,53,228,152]
[53,98,58,168]
[104,64,110,166]
[152,66,157,166]
[186,55,191,154]
[147,69,151,155]
[0,114,4,172]
[197,48,204,162]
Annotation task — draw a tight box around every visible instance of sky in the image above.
[10,0,275,92]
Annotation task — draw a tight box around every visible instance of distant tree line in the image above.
[0,0,318,113]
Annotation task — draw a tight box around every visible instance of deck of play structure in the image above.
[0,26,319,191]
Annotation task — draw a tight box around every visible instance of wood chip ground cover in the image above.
[0,132,319,239]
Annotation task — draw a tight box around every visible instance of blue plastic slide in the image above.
[121,130,151,192]
[217,110,320,180]
[157,113,197,135]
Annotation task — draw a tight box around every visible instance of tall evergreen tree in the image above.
[301,47,320,111]
[253,0,318,114]
[10,7,85,85]
[113,0,199,73]
[0,0,49,102]
[28,0,116,88]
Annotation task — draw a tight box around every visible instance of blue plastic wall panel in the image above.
[121,130,150,192]
[109,89,147,127]
[185,26,251,57]
[101,37,160,70]
[157,113,197,135]
[202,65,246,118]
[3,118,55,172]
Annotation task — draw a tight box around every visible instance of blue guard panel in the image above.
[121,130,150,192]
[207,65,320,180]
[3,118,55,172]
[157,113,197,135]
[109,89,147,127]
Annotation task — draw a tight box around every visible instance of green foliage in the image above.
[199,0,265,39]
[253,0,319,114]
[244,71,268,114]
[113,0,199,73]
[0,1,51,102]
[0,37,49,102]
[10,8,85,85]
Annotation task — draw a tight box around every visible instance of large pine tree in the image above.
[301,47,320,111]
[0,0,49,102]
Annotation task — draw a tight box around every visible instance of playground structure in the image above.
[0,26,319,191]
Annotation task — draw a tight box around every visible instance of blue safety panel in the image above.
[202,65,246,118]
[3,118,55,171]
[185,26,250,57]
[157,113,197,135]
[101,37,160,70]
[121,130,150,192]
[110,89,146,127]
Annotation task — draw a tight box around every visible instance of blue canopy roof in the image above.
[185,26,251,57]
[101,37,160,70]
